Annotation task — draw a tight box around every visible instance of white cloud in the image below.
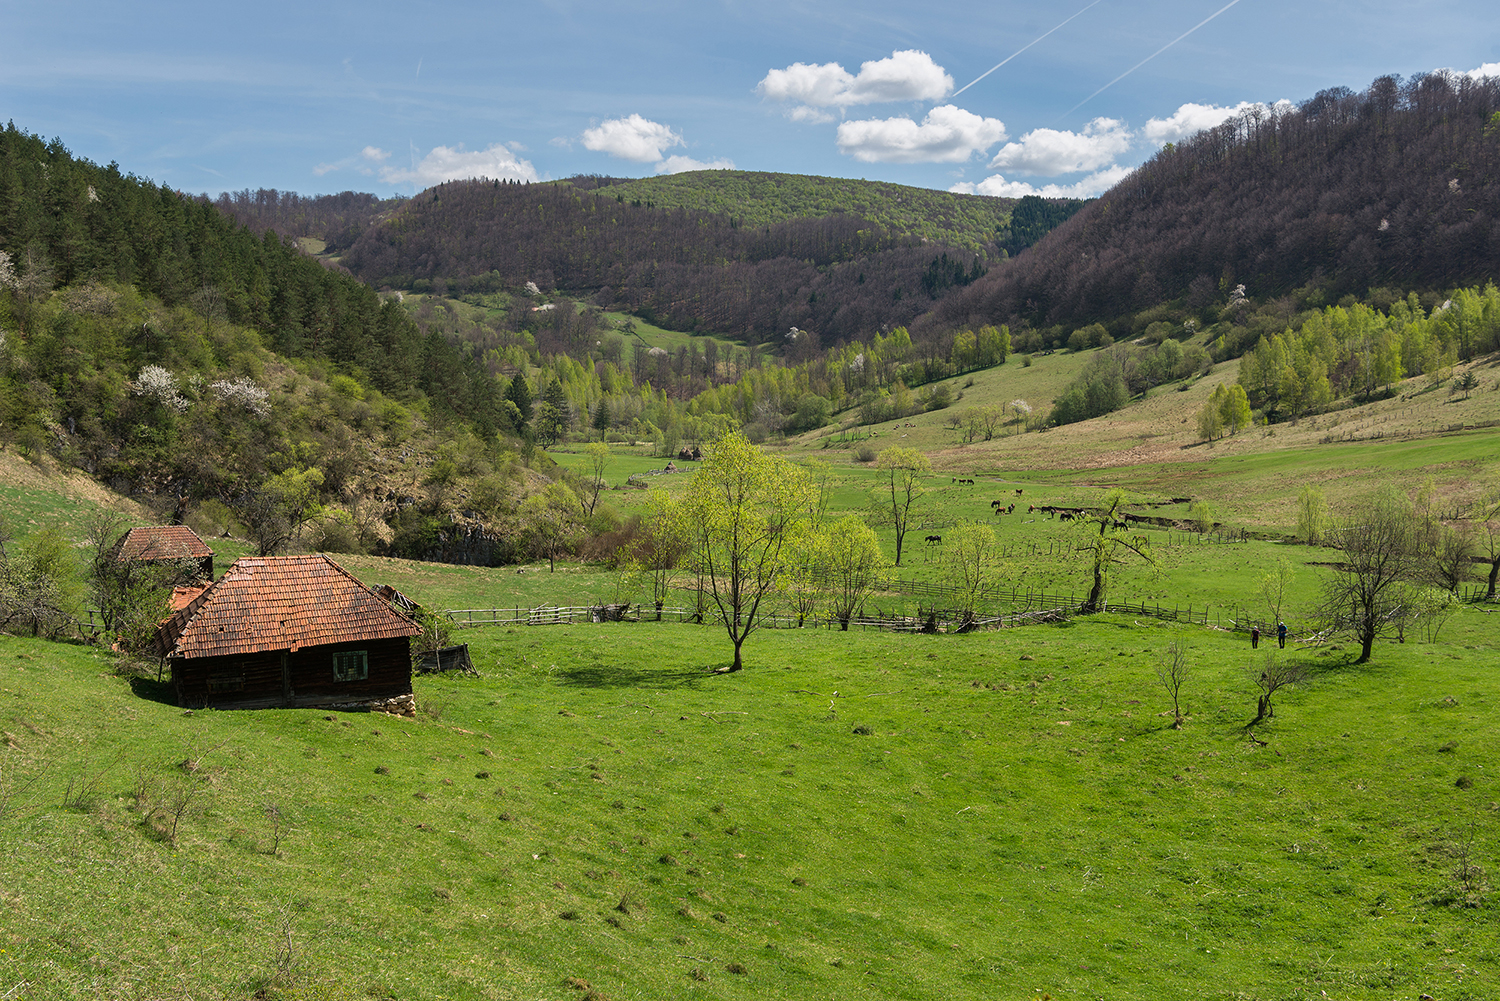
[757,49,953,119]
[314,145,391,177]
[581,114,682,163]
[988,117,1132,176]
[758,60,856,108]
[379,143,539,187]
[656,155,735,174]
[1142,100,1292,146]
[788,105,837,125]
[950,164,1131,199]
[835,105,1006,164]
[1462,62,1500,80]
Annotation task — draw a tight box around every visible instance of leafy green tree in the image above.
[520,485,586,572]
[1198,385,1226,441]
[0,528,81,638]
[506,372,534,424]
[1219,383,1252,434]
[592,398,612,438]
[621,489,690,618]
[1188,499,1217,534]
[1298,484,1329,545]
[943,523,999,629]
[824,514,887,630]
[683,432,812,672]
[85,513,196,653]
[875,446,931,567]
[788,392,831,433]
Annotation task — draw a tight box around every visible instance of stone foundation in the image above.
[322,693,417,717]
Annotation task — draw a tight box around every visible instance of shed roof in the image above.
[158,554,419,659]
[110,526,214,562]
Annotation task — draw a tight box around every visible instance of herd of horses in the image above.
[920,482,1152,547]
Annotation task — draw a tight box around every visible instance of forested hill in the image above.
[925,71,1500,336]
[569,171,1019,252]
[212,174,1079,349]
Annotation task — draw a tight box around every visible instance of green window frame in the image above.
[333,650,368,682]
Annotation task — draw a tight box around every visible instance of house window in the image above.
[333,650,368,682]
[207,672,244,693]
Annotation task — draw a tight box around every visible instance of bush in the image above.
[854,445,877,463]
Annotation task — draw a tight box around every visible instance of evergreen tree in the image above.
[506,371,534,423]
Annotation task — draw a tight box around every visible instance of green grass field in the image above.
[2,589,1496,1000]
[5,364,1500,1000]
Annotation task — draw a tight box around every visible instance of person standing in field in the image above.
[1251,625,1260,649]
[1277,621,1287,649]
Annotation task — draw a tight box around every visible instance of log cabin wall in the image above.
[174,637,412,712]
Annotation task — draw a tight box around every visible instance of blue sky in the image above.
[3,0,1497,200]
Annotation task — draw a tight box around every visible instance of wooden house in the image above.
[157,554,421,714]
[108,525,215,580]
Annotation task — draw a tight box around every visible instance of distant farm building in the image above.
[156,554,421,714]
[108,525,214,580]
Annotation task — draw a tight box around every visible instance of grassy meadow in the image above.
[4,354,1500,1000]
[2,569,1497,1000]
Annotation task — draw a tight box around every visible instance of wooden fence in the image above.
[445,582,1495,638]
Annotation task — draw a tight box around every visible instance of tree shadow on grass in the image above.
[556,660,714,690]
[128,674,178,706]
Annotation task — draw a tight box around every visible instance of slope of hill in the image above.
[927,71,1500,335]
[313,175,1080,347]
[571,170,1022,251]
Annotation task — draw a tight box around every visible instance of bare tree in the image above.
[1156,641,1190,729]
[1251,653,1305,725]
[1076,490,1152,613]
[1320,487,1427,663]
[582,442,610,517]
[1469,486,1500,600]
[1258,557,1295,626]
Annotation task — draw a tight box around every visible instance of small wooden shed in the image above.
[157,554,421,714]
[108,525,215,580]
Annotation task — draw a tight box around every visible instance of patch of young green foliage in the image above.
[582,171,1038,254]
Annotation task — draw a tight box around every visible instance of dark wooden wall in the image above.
[173,637,411,710]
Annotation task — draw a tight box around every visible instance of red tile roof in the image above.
[169,584,212,612]
[158,555,420,659]
[110,526,214,561]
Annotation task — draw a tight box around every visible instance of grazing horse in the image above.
[1059,512,1075,522]
[1015,488,1023,496]
[925,534,943,545]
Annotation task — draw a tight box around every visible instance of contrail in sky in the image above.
[1063,0,1245,117]
[951,0,1106,99]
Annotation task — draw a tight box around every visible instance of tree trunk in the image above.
[1488,557,1498,601]
[1358,629,1375,663]
[1082,565,1105,614]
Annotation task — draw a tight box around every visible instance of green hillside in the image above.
[2,549,1496,1000]
[584,170,1019,253]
